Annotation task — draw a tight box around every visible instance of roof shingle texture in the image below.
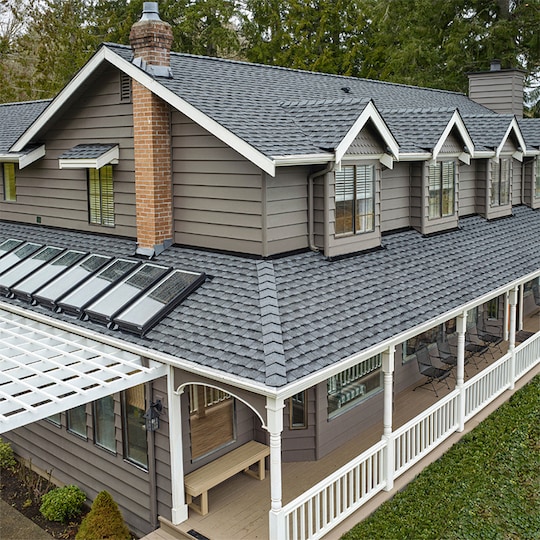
[0,100,50,153]
[1,206,539,388]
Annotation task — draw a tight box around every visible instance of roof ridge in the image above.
[256,261,287,387]
[0,99,52,108]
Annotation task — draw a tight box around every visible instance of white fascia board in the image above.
[496,117,528,159]
[12,47,276,177]
[104,50,276,177]
[433,110,475,161]
[397,152,432,161]
[273,153,333,167]
[474,150,496,158]
[58,145,119,170]
[11,49,110,153]
[0,145,46,168]
[335,101,399,164]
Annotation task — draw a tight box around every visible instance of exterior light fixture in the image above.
[144,399,162,432]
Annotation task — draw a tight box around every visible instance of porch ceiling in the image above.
[0,308,167,434]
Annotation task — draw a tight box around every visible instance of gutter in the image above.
[308,162,334,251]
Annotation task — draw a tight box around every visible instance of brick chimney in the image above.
[130,2,174,257]
[468,60,525,118]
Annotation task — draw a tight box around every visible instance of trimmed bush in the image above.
[76,490,131,540]
[0,438,17,470]
[40,485,86,523]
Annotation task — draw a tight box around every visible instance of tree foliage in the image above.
[0,0,539,113]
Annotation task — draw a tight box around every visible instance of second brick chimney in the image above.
[130,2,174,257]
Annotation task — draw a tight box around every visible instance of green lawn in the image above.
[342,375,540,540]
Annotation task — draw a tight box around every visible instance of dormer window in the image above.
[491,158,511,207]
[335,165,375,235]
[428,161,455,219]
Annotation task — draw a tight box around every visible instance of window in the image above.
[189,385,235,460]
[534,157,540,199]
[491,158,511,207]
[2,163,16,201]
[289,392,307,429]
[67,405,87,438]
[428,161,455,219]
[327,355,381,418]
[335,164,375,235]
[122,385,148,469]
[403,319,456,363]
[88,165,114,226]
[47,413,62,427]
[486,298,499,320]
[94,395,116,453]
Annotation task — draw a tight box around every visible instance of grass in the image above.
[342,375,540,540]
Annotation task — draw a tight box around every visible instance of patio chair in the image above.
[465,329,489,368]
[432,339,469,378]
[413,346,451,397]
[477,324,504,357]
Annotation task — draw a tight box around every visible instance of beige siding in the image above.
[266,166,309,255]
[409,162,423,231]
[0,65,136,237]
[468,71,524,117]
[458,161,477,216]
[345,122,384,155]
[440,130,464,154]
[512,157,522,205]
[282,388,317,462]
[381,162,411,232]
[171,111,264,255]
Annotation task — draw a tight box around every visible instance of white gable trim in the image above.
[496,117,527,159]
[432,110,475,161]
[12,47,277,177]
[335,101,399,166]
[0,145,46,169]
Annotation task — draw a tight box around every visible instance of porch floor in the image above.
[152,310,540,540]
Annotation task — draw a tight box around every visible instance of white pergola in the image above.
[0,307,167,434]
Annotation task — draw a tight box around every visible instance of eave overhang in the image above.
[58,144,119,169]
[0,145,46,169]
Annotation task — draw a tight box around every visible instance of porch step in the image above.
[154,516,213,540]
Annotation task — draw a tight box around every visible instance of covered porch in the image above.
[155,302,540,540]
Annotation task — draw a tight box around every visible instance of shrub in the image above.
[0,438,17,470]
[40,485,86,523]
[76,490,131,540]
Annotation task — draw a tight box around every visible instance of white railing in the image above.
[283,441,386,540]
[278,333,540,540]
[393,392,459,477]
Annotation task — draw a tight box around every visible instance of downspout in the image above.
[308,162,334,251]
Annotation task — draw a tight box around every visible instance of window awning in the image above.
[0,144,46,169]
[58,143,119,169]
[0,307,167,434]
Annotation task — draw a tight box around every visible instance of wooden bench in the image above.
[184,440,270,515]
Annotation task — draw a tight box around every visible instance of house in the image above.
[0,3,539,539]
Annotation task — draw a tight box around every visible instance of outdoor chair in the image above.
[413,346,451,397]
[431,339,469,377]
[465,330,489,368]
[477,324,504,357]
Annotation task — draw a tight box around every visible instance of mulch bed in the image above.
[0,465,88,539]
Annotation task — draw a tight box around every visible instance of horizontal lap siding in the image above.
[381,162,411,232]
[281,387,316,462]
[512,157,522,205]
[459,161,476,216]
[0,66,136,237]
[171,112,263,255]
[266,167,309,256]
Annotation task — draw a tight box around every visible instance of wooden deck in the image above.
[143,310,540,540]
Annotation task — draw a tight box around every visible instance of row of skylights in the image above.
[0,239,205,336]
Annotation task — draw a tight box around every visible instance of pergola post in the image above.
[382,345,395,491]
[456,311,467,432]
[508,286,518,390]
[267,396,285,539]
[167,366,189,524]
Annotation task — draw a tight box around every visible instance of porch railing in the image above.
[279,331,540,540]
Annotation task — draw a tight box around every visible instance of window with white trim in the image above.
[428,161,455,219]
[88,165,114,226]
[491,158,511,206]
[2,163,16,202]
[327,354,381,418]
[335,164,375,235]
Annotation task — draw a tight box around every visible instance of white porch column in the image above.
[381,345,395,491]
[508,286,518,390]
[267,396,285,540]
[167,366,189,524]
[456,311,467,432]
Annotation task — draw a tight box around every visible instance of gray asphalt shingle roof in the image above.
[0,100,50,154]
[105,43,496,159]
[58,143,117,160]
[1,205,539,388]
[519,118,540,149]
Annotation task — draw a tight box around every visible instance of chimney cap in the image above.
[140,2,161,22]
[490,59,502,71]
